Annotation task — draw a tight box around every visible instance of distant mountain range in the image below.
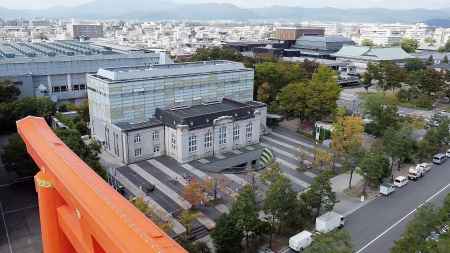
[1,0,450,23]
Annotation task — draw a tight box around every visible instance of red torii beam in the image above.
[17,116,187,253]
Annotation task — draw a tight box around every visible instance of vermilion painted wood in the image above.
[17,116,187,253]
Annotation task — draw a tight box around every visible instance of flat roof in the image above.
[0,40,159,64]
[93,60,252,82]
[155,98,256,130]
[114,118,163,132]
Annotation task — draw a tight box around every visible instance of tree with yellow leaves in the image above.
[331,115,365,189]
[183,179,206,207]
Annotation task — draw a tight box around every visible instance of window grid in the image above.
[219,126,227,145]
[134,134,141,144]
[233,124,240,142]
[205,131,212,149]
[134,148,142,157]
[188,135,197,153]
[246,122,253,139]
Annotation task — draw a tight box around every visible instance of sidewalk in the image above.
[331,172,376,217]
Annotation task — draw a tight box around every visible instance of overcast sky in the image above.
[1,0,449,10]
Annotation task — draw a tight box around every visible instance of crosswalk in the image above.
[111,126,330,238]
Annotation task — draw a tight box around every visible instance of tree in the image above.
[260,162,283,184]
[331,116,364,188]
[383,126,415,173]
[0,80,20,103]
[54,128,106,179]
[380,61,407,92]
[357,152,390,195]
[405,58,425,72]
[313,148,334,171]
[263,174,298,247]
[302,171,337,218]
[278,65,341,122]
[361,38,374,47]
[0,96,56,133]
[0,133,38,177]
[182,179,205,207]
[363,93,399,137]
[211,213,243,253]
[256,81,271,104]
[304,230,353,253]
[391,205,441,253]
[424,37,436,46]
[179,210,199,239]
[230,185,260,250]
[443,55,449,64]
[401,38,419,53]
[408,68,446,97]
[191,47,243,62]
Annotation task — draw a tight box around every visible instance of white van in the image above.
[394,176,408,188]
[433,154,447,165]
[315,212,345,233]
[289,231,313,252]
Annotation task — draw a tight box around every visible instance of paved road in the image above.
[346,161,450,253]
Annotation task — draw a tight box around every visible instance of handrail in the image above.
[17,116,187,253]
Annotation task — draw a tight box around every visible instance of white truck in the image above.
[380,182,396,196]
[289,231,313,252]
[408,166,424,180]
[315,211,345,233]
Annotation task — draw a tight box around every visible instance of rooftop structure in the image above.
[332,46,413,62]
[294,35,355,53]
[155,98,255,130]
[0,40,170,102]
[275,27,325,42]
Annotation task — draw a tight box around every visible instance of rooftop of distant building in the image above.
[92,60,252,82]
[0,40,159,63]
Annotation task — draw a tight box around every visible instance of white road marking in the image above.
[224,174,249,186]
[270,131,315,149]
[129,164,192,209]
[182,163,208,180]
[147,160,188,186]
[304,171,318,178]
[260,142,312,159]
[356,182,450,253]
[263,135,301,152]
[282,172,311,188]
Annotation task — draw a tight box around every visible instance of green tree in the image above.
[408,68,446,97]
[191,47,242,62]
[304,230,353,253]
[361,38,374,47]
[391,205,441,253]
[380,61,407,92]
[401,38,419,53]
[301,171,337,218]
[424,37,436,46]
[179,210,199,239]
[405,58,425,72]
[230,185,260,250]
[278,66,341,122]
[383,126,415,172]
[0,133,38,177]
[211,213,243,253]
[54,128,106,179]
[0,97,56,132]
[263,174,298,247]
[357,152,390,195]
[0,80,20,103]
[363,93,399,137]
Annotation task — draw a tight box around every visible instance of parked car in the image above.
[433,153,447,165]
[380,183,396,196]
[408,166,424,180]
[416,163,432,173]
[289,231,313,252]
[394,176,408,187]
[315,212,345,233]
[446,149,450,158]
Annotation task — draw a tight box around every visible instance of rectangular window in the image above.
[205,131,212,149]
[246,122,253,139]
[153,145,160,153]
[134,134,141,144]
[134,148,142,157]
[219,126,227,145]
[171,133,177,150]
[152,130,160,142]
[233,124,240,142]
[188,135,197,153]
